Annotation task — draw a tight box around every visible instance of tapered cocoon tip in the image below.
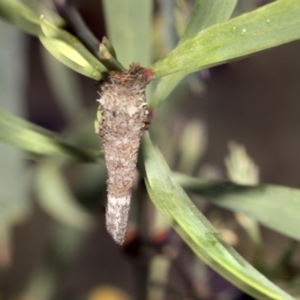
[106,195,131,244]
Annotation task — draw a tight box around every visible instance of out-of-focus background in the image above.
[1,0,300,299]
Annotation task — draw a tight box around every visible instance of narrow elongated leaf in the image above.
[39,18,105,80]
[151,0,300,79]
[142,135,295,300]
[0,0,106,79]
[103,0,152,68]
[0,107,101,161]
[176,173,300,242]
[0,0,40,35]
[181,0,238,44]
[35,162,95,231]
[41,48,83,122]
[151,0,237,106]
[0,21,30,233]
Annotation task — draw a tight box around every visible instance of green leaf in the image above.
[151,0,300,79]
[0,1,104,79]
[151,0,237,106]
[35,161,95,231]
[0,0,40,35]
[0,106,101,161]
[181,0,238,44]
[39,17,105,80]
[142,135,295,300]
[103,0,152,68]
[41,47,83,122]
[0,21,31,231]
[176,173,300,242]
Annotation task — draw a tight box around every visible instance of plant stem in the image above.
[53,0,125,72]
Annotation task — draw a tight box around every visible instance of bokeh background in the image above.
[0,0,300,299]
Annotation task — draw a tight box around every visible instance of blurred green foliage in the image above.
[0,0,300,299]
